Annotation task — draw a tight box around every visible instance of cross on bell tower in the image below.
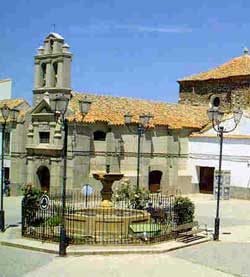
[33,33,72,105]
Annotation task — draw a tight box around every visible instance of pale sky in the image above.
[0,0,249,104]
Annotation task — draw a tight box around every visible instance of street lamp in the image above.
[207,104,242,241]
[0,104,19,232]
[50,94,91,256]
[124,113,153,191]
[79,97,92,115]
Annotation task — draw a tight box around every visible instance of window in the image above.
[41,63,46,87]
[93,131,106,141]
[49,39,54,52]
[209,95,220,108]
[4,131,10,154]
[52,62,58,87]
[39,132,50,144]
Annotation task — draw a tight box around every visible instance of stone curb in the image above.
[0,237,211,256]
[0,240,58,254]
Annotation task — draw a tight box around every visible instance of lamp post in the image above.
[124,113,153,191]
[0,104,18,232]
[207,104,242,241]
[50,94,91,256]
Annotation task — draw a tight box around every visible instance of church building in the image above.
[9,33,209,195]
[9,33,250,199]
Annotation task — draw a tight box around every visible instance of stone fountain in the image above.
[92,170,124,208]
[65,166,150,242]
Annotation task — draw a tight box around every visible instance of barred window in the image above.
[39,132,50,144]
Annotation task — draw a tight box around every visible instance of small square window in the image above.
[39,132,50,144]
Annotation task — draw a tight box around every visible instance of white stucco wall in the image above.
[0,79,12,100]
[189,114,250,189]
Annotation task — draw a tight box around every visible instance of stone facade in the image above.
[10,115,195,195]
[9,32,199,196]
[178,50,250,110]
[179,76,250,110]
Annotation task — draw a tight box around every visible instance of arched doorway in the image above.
[37,166,50,192]
[149,170,162,193]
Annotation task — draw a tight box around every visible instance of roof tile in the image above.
[67,92,209,129]
[179,52,250,81]
[0,99,29,123]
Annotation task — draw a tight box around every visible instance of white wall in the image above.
[189,114,250,189]
[0,79,12,100]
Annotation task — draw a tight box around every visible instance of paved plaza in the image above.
[24,252,233,277]
[4,196,22,228]
[1,194,250,276]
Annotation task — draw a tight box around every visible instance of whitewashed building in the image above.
[189,113,250,199]
[0,79,12,100]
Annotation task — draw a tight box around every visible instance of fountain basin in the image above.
[65,207,150,240]
[92,173,124,182]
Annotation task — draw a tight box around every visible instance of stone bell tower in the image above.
[33,33,72,106]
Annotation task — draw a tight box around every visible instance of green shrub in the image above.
[21,184,43,225]
[113,179,150,210]
[21,184,43,202]
[173,196,195,225]
[46,215,61,227]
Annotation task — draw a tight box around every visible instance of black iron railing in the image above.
[22,191,176,245]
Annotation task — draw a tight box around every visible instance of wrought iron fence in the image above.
[22,191,176,245]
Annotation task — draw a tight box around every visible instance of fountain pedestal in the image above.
[93,172,124,207]
[64,171,150,241]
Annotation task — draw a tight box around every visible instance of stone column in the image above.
[57,61,63,88]
[63,58,71,88]
[50,158,62,193]
[53,41,59,54]
[44,41,50,54]
[26,157,35,186]
[34,61,41,88]
[27,124,34,145]
[45,62,52,88]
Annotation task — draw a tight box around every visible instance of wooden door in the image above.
[199,167,214,194]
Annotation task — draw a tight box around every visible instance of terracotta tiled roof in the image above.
[0,99,30,123]
[179,51,250,82]
[0,99,25,109]
[67,92,209,129]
